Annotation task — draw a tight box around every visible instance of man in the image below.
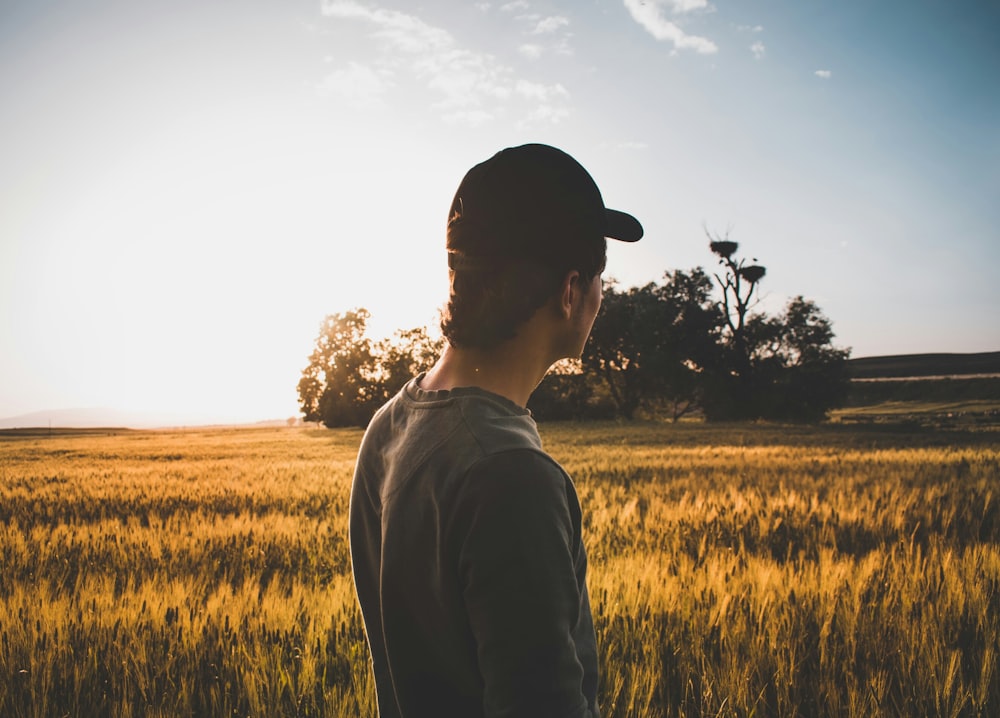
[349,143,643,717]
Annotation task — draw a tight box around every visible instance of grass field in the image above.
[1,420,998,717]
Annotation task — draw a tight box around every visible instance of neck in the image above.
[421,327,557,408]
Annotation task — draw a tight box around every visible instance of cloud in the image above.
[506,12,574,56]
[518,43,544,59]
[737,24,764,33]
[515,79,569,102]
[815,69,832,79]
[750,41,765,60]
[317,61,390,108]
[521,104,571,126]
[442,109,494,126]
[622,0,718,54]
[532,16,569,34]
[320,0,571,125]
[323,1,450,53]
[500,0,529,11]
[665,0,711,12]
[551,35,574,56]
[514,80,571,126]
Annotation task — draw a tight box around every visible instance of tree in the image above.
[753,296,851,421]
[582,281,664,419]
[298,309,381,427]
[707,230,767,382]
[527,360,616,421]
[373,326,445,405]
[652,268,724,420]
[701,235,850,421]
[298,310,444,428]
[582,270,722,420]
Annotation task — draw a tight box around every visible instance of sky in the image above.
[1,0,998,424]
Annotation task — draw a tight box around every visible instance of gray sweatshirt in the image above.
[349,376,600,718]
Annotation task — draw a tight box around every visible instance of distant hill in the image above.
[0,408,255,430]
[847,351,1000,379]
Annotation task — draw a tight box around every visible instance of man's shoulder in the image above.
[356,380,546,484]
[464,446,570,497]
[447,389,542,457]
[371,379,542,455]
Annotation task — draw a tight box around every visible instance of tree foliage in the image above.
[527,360,615,421]
[753,296,851,422]
[576,238,849,422]
[582,269,721,420]
[298,310,443,428]
[651,268,725,420]
[700,236,851,421]
[583,281,664,420]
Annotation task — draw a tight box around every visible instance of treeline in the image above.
[299,239,851,427]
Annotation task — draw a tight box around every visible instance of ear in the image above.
[556,269,582,320]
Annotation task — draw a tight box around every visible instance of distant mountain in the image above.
[847,351,1000,379]
[0,407,247,430]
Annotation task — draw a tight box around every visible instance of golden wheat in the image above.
[0,422,997,717]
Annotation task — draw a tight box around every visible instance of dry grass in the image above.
[1,421,997,717]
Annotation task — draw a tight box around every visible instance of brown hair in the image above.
[440,231,606,349]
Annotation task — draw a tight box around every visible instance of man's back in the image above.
[349,377,599,718]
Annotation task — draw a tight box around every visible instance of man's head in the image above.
[441,143,642,349]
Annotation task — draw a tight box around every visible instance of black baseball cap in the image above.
[446,143,642,271]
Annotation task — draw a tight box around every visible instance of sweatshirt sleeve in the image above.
[453,449,597,718]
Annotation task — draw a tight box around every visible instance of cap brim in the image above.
[605,209,643,242]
